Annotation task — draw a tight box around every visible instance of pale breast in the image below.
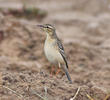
[44,39,64,65]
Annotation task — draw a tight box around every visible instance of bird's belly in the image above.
[44,43,64,64]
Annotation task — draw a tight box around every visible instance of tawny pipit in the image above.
[38,24,72,83]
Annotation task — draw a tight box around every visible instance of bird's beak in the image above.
[37,25,45,28]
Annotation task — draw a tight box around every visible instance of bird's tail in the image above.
[63,66,72,84]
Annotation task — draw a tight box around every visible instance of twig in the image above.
[86,94,94,100]
[31,86,48,100]
[0,85,25,100]
[70,86,81,100]
[104,94,110,100]
[32,90,45,100]
[44,86,48,99]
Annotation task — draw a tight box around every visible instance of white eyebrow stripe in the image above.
[48,26,53,29]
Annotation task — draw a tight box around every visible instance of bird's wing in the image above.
[56,38,69,69]
[56,37,72,83]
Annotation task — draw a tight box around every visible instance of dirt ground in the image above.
[0,0,110,100]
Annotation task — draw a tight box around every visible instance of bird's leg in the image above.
[50,67,55,76]
[56,63,61,76]
[55,68,61,76]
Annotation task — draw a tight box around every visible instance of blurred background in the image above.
[0,0,110,100]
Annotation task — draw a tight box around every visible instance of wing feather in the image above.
[56,38,69,69]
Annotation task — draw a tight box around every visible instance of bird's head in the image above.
[37,24,56,37]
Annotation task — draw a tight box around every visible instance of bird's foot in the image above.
[55,68,61,76]
[50,67,55,77]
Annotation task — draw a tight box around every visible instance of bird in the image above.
[37,24,72,83]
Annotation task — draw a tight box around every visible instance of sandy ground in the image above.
[0,0,110,100]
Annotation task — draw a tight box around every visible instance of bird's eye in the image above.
[46,26,49,28]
